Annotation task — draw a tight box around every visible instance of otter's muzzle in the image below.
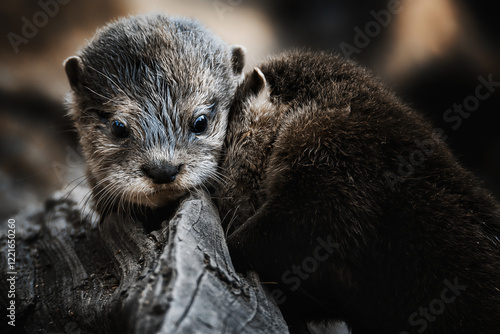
[142,161,183,184]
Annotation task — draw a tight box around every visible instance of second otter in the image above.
[219,51,500,333]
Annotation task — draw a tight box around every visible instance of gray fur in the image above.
[65,13,245,216]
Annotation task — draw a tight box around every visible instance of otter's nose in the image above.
[142,161,182,184]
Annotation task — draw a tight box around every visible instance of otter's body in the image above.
[65,14,245,219]
[219,51,500,333]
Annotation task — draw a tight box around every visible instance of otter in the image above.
[64,13,245,222]
[219,51,500,333]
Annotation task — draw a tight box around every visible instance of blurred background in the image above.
[1,0,499,221]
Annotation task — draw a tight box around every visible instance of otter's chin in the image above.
[130,188,187,208]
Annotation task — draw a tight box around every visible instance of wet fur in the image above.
[219,51,500,333]
[65,13,244,218]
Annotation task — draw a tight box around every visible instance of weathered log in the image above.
[0,186,289,333]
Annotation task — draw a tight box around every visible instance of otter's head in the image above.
[64,14,245,213]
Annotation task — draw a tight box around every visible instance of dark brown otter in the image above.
[64,13,245,220]
[219,50,500,333]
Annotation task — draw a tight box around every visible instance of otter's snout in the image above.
[142,161,183,184]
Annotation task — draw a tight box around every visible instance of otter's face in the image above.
[64,14,245,212]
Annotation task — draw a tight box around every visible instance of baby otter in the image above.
[64,13,245,219]
[219,51,500,333]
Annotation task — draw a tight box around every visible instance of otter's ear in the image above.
[239,67,269,107]
[230,45,246,76]
[64,56,83,91]
[246,67,267,96]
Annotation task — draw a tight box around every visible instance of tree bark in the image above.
[0,186,289,333]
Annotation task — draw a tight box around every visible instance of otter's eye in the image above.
[192,115,208,134]
[111,120,128,138]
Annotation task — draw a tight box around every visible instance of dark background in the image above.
[1,0,499,220]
